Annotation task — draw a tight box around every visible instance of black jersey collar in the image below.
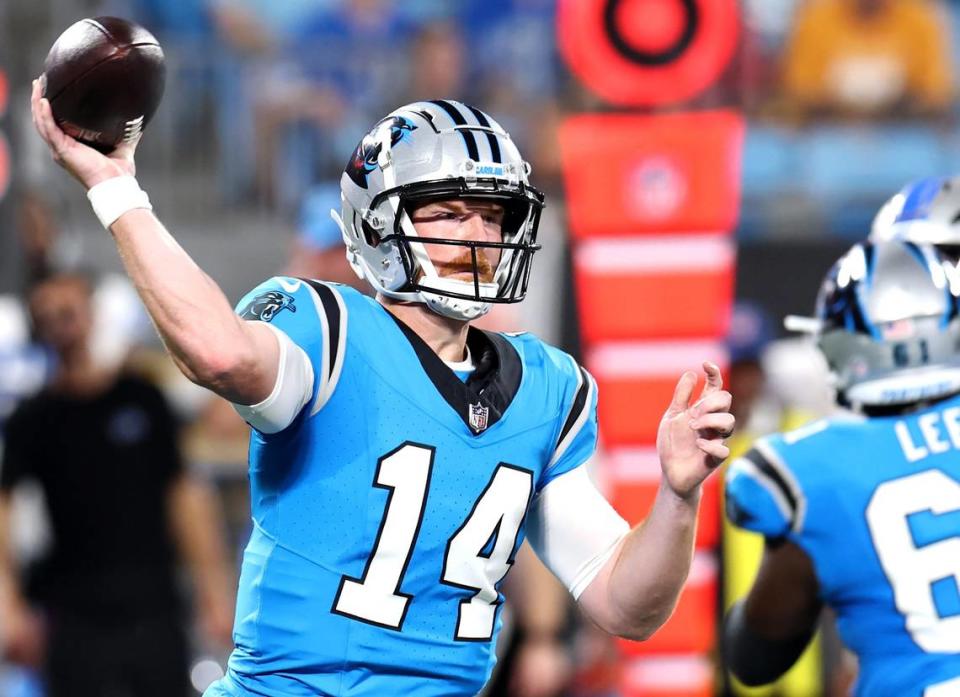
[386,312,522,435]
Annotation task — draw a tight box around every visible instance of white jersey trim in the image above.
[232,324,314,434]
[526,466,630,599]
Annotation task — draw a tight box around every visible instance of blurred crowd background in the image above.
[1,0,958,695]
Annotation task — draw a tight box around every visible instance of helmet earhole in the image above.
[361,221,381,246]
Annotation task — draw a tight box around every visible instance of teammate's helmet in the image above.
[812,240,960,407]
[333,100,544,321]
[870,176,960,259]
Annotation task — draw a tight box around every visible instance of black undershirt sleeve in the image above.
[722,600,818,687]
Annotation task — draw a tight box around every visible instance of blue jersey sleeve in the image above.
[235,276,348,415]
[724,437,805,539]
[539,347,598,490]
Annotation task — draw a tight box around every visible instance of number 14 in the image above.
[331,442,534,641]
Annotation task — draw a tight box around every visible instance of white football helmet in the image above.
[332,100,544,321]
[789,240,960,408]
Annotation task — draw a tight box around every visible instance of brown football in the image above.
[42,17,165,154]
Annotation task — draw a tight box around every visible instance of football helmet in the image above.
[333,100,544,321]
[790,240,960,408]
[870,176,960,259]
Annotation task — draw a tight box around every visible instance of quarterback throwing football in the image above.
[31,83,733,696]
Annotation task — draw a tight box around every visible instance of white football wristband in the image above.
[86,175,152,229]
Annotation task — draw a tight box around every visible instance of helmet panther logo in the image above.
[346,116,417,189]
[240,291,297,323]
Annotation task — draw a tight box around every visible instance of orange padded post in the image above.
[560,111,744,238]
[587,341,729,446]
[621,655,715,697]
[574,236,735,342]
[605,448,720,549]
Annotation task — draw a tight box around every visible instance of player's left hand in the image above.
[657,362,733,499]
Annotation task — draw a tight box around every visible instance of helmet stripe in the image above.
[897,177,942,223]
[410,107,440,134]
[464,105,503,163]
[429,100,480,161]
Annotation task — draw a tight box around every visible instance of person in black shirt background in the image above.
[0,272,234,697]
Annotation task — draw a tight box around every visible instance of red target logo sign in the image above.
[558,0,738,106]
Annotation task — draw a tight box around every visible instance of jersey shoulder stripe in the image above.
[725,437,806,538]
[551,361,595,468]
[299,279,348,413]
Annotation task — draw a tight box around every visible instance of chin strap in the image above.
[421,292,491,321]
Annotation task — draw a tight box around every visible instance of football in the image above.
[42,17,165,154]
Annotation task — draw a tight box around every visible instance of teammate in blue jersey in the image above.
[31,83,735,696]
[724,239,960,696]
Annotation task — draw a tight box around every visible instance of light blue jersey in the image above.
[726,396,960,697]
[205,277,597,697]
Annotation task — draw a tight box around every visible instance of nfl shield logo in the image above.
[469,403,490,433]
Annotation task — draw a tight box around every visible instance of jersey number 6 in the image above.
[331,442,533,641]
[866,469,960,652]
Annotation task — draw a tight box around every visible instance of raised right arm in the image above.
[30,79,278,405]
[107,209,279,403]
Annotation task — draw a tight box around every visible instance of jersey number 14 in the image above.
[331,442,532,641]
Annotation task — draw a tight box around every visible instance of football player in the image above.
[724,238,960,695]
[30,84,734,696]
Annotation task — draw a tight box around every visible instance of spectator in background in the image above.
[0,272,234,697]
[402,20,465,105]
[461,0,558,103]
[284,181,367,290]
[16,191,58,288]
[0,297,48,428]
[782,0,953,121]
[209,0,346,208]
[211,0,417,210]
[297,0,411,132]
